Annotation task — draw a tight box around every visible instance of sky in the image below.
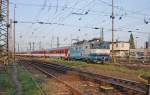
[9,0,150,51]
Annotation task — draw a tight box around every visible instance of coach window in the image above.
[91,44,94,49]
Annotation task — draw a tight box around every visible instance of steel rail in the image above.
[20,60,148,94]
[36,61,148,94]
[27,63,83,95]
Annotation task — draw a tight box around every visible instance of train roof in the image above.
[48,46,70,50]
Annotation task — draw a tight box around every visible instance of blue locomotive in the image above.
[68,41,111,62]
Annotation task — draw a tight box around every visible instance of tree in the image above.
[129,33,135,49]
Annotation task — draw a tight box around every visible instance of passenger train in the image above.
[17,42,111,63]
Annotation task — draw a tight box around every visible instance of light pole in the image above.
[39,41,42,50]
[13,4,16,62]
[111,0,115,63]
[92,27,104,42]
[51,36,54,48]
[136,37,139,48]
[18,35,22,52]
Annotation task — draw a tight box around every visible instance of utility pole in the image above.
[9,19,13,57]
[57,36,59,48]
[29,42,32,51]
[0,0,10,65]
[111,0,115,63]
[32,42,35,51]
[7,0,9,63]
[100,27,104,42]
[13,4,16,62]
[51,36,53,48]
[39,41,41,50]
[17,43,20,52]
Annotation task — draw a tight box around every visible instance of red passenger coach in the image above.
[30,47,70,58]
[48,47,69,58]
[17,47,70,58]
[31,50,49,56]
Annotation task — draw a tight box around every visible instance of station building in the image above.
[109,41,130,57]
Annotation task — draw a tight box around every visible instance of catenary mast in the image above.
[0,0,9,64]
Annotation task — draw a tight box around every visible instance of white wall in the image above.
[110,42,129,51]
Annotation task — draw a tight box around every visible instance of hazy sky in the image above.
[9,0,150,51]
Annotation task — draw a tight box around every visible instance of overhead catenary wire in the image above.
[97,0,150,16]
[10,1,150,33]
[26,0,84,33]
[45,0,97,36]
[10,1,150,24]
[9,1,111,17]
[55,0,59,14]
[32,0,85,34]
[15,20,112,31]
[12,0,149,50]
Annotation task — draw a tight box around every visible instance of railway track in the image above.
[22,62,83,95]
[42,62,148,94]
[77,70,147,94]
[19,59,148,95]
[21,60,123,95]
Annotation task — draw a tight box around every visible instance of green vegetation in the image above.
[63,61,87,67]
[136,68,150,77]
[89,64,129,73]
[0,66,16,95]
[61,60,150,77]
[60,60,126,72]
[18,66,43,95]
[129,33,135,49]
[39,57,150,78]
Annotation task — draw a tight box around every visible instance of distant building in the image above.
[109,41,130,57]
[130,49,144,59]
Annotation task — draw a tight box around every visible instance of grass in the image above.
[61,59,150,77]
[18,66,43,95]
[136,68,150,77]
[0,65,16,95]
[46,58,134,76]
[88,64,129,72]
[63,61,87,67]
[34,57,150,78]
[54,58,150,77]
